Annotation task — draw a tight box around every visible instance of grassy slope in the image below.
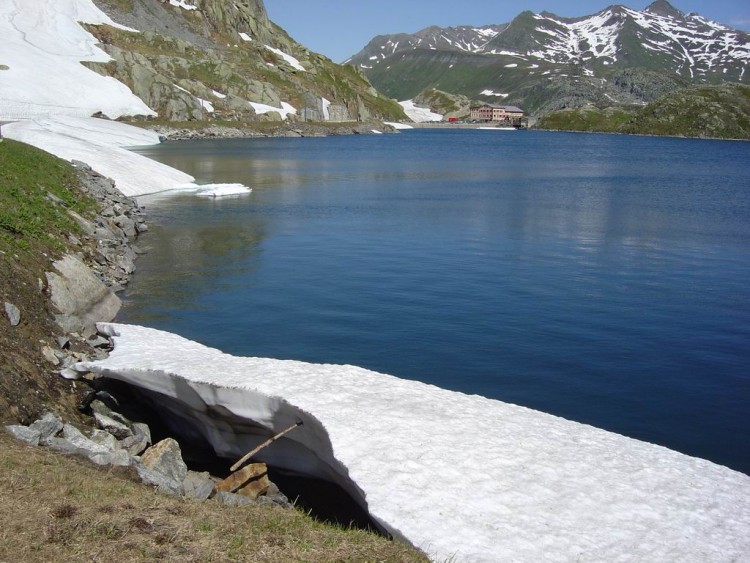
[0,140,92,424]
[0,432,426,562]
[0,139,427,561]
[536,84,750,139]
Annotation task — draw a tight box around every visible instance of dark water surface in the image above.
[125,130,750,474]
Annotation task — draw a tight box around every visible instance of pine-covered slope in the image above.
[350,1,749,116]
[87,0,405,123]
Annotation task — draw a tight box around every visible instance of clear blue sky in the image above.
[265,1,750,62]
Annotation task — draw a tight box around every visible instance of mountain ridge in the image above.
[349,1,749,116]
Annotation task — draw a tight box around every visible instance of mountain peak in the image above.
[644,0,684,19]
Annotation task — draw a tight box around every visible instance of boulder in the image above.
[214,491,256,506]
[183,471,216,501]
[5,425,41,445]
[4,301,21,326]
[29,412,64,444]
[46,254,121,333]
[137,438,188,496]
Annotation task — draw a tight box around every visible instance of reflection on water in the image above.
[126,130,750,474]
[125,195,267,322]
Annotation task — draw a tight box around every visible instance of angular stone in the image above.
[5,425,41,445]
[62,424,111,455]
[133,422,151,443]
[216,463,269,500]
[4,302,21,326]
[89,449,132,467]
[46,436,84,455]
[89,428,119,452]
[183,471,215,501]
[119,429,149,456]
[93,411,133,439]
[29,412,64,444]
[138,438,188,495]
[41,345,60,366]
[46,254,121,333]
[214,491,256,506]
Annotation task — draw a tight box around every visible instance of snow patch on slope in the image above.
[2,117,250,198]
[0,0,154,120]
[264,45,306,71]
[249,101,297,120]
[80,323,750,563]
[398,100,442,123]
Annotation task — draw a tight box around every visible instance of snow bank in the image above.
[195,184,252,198]
[3,116,251,198]
[249,101,297,120]
[384,122,414,130]
[264,45,306,71]
[481,89,509,98]
[80,323,750,563]
[398,100,443,123]
[168,0,198,11]
[0,0,154,120]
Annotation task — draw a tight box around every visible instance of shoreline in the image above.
[138,120,399,141]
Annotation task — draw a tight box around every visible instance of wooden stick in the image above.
[230,421,303,472]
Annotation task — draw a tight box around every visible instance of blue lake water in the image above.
[125,129,750,474]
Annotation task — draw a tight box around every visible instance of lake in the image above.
[125,129,750,474]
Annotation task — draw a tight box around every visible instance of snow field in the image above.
[80,324,750,563]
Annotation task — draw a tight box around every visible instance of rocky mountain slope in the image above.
[536,83,750,139]
[85,0,405,123]
[350,1,749,116]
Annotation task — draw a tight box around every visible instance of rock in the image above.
[4,302,21,326]
[113,215,137,238]
[89,449,132,467]
[89,428,120,452]
[41,345,61,366]
[138,438,188,495]
[29,412,64,444]
[215,462,270,500]
[93,411,133,440]
[46,254,121,333]
[5,424,41,445]
[87,335,111,348]
[183,471,215,501]
[133,422,152,445]
[62,424,111,455]
[119,432,148,456]
[214,491,256,506]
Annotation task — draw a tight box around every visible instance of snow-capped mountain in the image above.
[350,1,750,114]
[353,24,508,68]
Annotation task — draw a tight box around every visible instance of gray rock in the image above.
[46,254,121,334]
[5,425,41,445]
[4,302,21,326]
[133,422,152,445]
[87,335,111,348]
[46,436,85,455]
[119,432,149,456]
[93,411,133,439]
[214,491,256,506]
[89,428,120,452]
[62,424,111,455]
[89,448,132,467]
[137,438,188,495]
[113,215,137,238]
[29,412,64,444]
[183,471,215,501]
